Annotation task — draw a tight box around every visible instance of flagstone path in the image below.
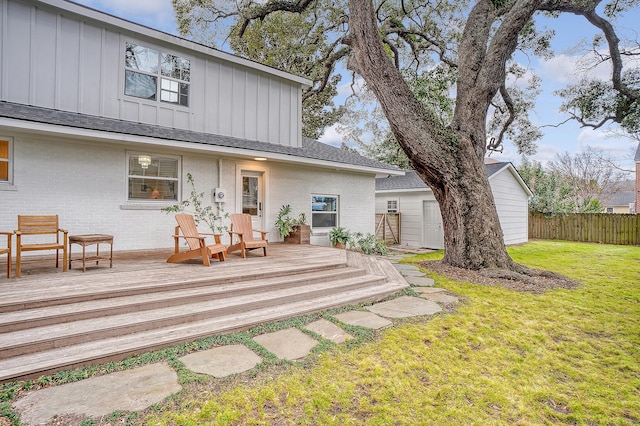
[10,250,460,426]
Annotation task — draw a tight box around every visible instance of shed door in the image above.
[422,201,444,249]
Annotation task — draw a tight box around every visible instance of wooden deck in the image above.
[0,244,407,383]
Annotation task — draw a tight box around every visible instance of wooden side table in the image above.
[68,234,113,272]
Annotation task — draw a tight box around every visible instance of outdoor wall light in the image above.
[138,154,152,169]
[254,157,267,161]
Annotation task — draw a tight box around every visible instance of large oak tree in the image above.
[174,0,639,278]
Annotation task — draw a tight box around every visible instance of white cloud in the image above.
[319,124,344,147]
[539,49,640,85]
[539,53,612,84]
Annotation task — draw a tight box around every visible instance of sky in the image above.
[73,0,639,174]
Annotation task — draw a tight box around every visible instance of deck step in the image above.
[0,245,408,383]
[0,267,366,332]
[0,258,348,313]
[0,274,385,359]
[0,280,406,382]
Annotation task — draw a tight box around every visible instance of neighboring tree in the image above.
[519,147,630,214]
[519,157,574,215]
[172,0,639,278]
[548,148,625,211]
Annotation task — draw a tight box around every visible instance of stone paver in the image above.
[423,292,460,304]
[367,296,442,318]
[334,310,392,329]
[413,286,446,294]
[12,363,180,426]
[305,319,352,344]
[179,344,262,378]
[9,279,460,425]
[393,264,424,277]
[253,328,318,361]
[407,276,435,287]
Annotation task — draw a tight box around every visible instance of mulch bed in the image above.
[420,260,581,293]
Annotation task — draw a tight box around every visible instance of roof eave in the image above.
[0,117,400,175]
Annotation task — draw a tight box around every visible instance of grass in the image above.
[139,241,640,425]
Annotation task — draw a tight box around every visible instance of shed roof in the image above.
[0,101,399,173]
[375,162,521,191]
[635,142,640,161]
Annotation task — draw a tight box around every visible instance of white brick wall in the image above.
[267,165,376,246]
[1,136,378,254]
[0,135,224,254]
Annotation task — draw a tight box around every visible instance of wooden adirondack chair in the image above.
[228,213,268,258]
[167,214,227,266]
[0,231,11,278]
[15,215,68,278]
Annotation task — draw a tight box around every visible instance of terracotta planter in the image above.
[284,225,311,244]
[333,242,346,249]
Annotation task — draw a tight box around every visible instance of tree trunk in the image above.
[345,0,518,270]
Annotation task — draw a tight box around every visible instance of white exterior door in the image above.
[422,201,444,249]
[241,171,264,231]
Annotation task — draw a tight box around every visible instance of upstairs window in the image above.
[312,195,338,228]
[127,152,180,202]
[125,42,190,107]
[387,199,399,213]
[0,137,12,185]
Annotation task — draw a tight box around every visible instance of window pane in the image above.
[0,162,7,181]
[0,139,7,181]
[129,155,178,178]
[161,53,190,81]
[312,196,337,212]
[179,83,189,106]
[158,158,178,178]
[125,70,157,100]
[125,42,158,72]
[312,213,337,228]
[128,178,177,201]
[242,176,258,215]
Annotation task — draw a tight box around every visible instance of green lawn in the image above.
[142,241,640,425]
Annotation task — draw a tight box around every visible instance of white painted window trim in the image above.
[311,194,339,230]
[120,151,181,210]
[123,40,192,109]
[387,198,399,213]
[0,136,16,191]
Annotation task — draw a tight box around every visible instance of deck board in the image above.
[0,244,407,382]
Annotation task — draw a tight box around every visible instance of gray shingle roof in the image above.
[375,164,508,191]
[603,190,635,207]
[635,142,640,162]
[0,101,398,172]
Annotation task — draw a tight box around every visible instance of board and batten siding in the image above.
[0,0,303,147]
[488,169,529,245]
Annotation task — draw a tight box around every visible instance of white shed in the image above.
[375,162,532,249]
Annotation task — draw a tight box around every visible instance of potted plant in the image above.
[275,205,311,244]
[329,226,350,249]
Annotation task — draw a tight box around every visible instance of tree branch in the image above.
[237,0,317,37]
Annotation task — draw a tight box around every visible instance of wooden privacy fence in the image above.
[375,213,400,245]
[529,212,640,246]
